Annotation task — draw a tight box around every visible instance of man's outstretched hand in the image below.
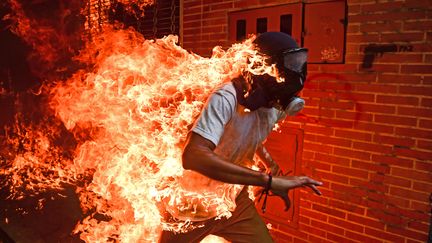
[270,176,323,211]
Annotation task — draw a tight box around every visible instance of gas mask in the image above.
[233,38,308,116]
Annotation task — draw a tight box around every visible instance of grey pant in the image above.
[159,188,273,243]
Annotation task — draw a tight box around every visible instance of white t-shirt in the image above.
[174,82,286,221]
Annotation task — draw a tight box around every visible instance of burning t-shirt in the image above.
[167,81,285,222]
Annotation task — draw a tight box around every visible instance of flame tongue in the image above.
[46,28,273,241]
[2,6,277,239]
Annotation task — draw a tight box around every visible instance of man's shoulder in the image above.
[214,82,236,99]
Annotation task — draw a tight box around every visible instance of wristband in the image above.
[258,172,272,213]
[265,172,272,192]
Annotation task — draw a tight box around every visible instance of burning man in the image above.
[159,32,323,242]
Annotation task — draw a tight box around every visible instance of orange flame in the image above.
[1,2,280,240]
[45,27,276,241]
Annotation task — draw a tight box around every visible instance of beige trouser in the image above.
[159,188,273,243]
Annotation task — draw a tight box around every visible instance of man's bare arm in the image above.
[182,132,269,187]
[182,132,323,206]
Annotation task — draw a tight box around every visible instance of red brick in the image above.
[348,3,361,9]
[318,135,352,148]
[354,122,394,134]
[395,127,432,139]
[202,9,227,19]
[335,110,372,122]
[356,181,389,195]
[426,54,432,63]
[316,153,350,167]
[360,22,402,32]
[317,171,348,183]
[399,86,432,96]
[421,98,432,107]
[332,191,364,207]
[335,129,372,142]
[367,64,400,73]
[278,224,309,239]
[293,237,308,243]
[352,160,390,174]
[366,209,405,227]
[412,43,432,52]
[310,219,345,235]
[392,166,432,181]
[334,148,371,161]
[319,118,354,128]
[417,139,432,150]
[299,223,326,238]
[410,201,430,212]
[345,231,382,243]
[398,106,432,118]
[371,154,414,169]
[320,64,358,73]
[269,230,293,243]
[366,227,405,242]
[415,161,432,171]
[378,74,422,84]
[356,83,398,93]
[361,2,403,12]
[375,114,417,126]
[356,103,395,114]
[305,159,331,171]
[355,141,393,155]
[307,235,331,243]
[408,221,429,233]
[233,0,259,8]
[304,124,333,136]
[390,186,430,201]
[346,33,380,43]
[402,65,432,74]
[372,134,415,147]
[394,147,432,160]
[349,10,427,23]
[347,214,385,230]
[318,82,353,91]
[209,2,233,11]
[384,194,411,208]
[304,141,333,154]
[381,33,425,43]
[328,199,365,215]
[379,53,423,63]
[347,24,360,34]
[183,21,202,29]
[202,18,227,26]
[322,100,355,111]
[383,175,412,188]
[413,181,432,192]
[405,20,432,31]
[329,216,364,233]
[404,0,432,8]
[387,225,429,242]
[302,90,335,98]
[201,25,224,33]
[183,13,202,22]
[377,95,420,106]
[327,232,355,243]
[301,208,328,222]
[341,73,377,83]
[331,183,366,199]
[419,118,432,129]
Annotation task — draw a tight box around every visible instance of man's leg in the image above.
[211,188,273,243]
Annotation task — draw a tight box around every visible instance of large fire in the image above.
[0,1,279,242]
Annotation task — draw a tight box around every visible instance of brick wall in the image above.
[182,0,432,242]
